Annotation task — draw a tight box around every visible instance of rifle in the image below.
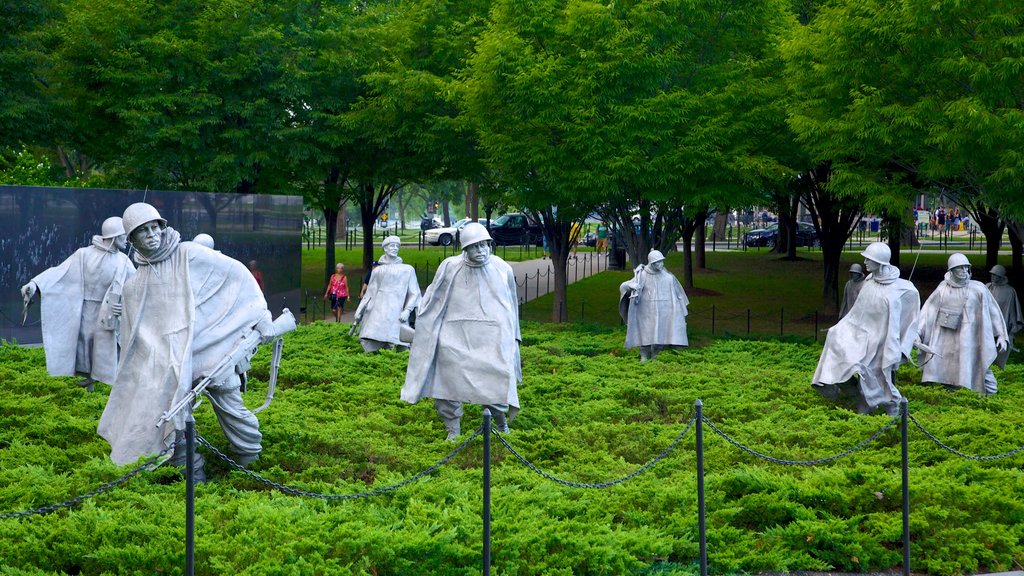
[156,308,296,427]
[21,296,32,326]
[253,336,284,414]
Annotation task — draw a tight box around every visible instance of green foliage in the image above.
[3,322,1024,574]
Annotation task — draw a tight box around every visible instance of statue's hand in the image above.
[399,309,410,323]
[20,282,36,303]
[996,336,1009,352]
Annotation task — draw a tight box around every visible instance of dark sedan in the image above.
[744,223,819,248]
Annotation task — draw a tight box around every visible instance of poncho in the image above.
[987,278,1023,369]
[619,265,689,349]
[354,256,420,346]
[98,230,272,465]
[838,277,865,319]
[919,274,1006,392]
[30,238,135,384]
[812,265,919,410]
[401,254,520,408]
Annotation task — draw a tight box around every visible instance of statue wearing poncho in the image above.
[401,223,520,441]
[619,250,688,361]
[21,217,135,386]
[98,205,274,471]
[353,236,420,352]
[812,243,919,416]
[986,265,1022,369]
[919,254,1008,395]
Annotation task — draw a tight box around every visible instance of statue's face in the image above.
[865,259,881,274]
[464,241,491,264]
[114,234,127,251]
[649,260,665,273]
[384,243,399,258]
[952,265,971,282]
[131,221,163,256]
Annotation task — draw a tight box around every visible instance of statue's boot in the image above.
[491,410,510,433]
[444,419,461,442]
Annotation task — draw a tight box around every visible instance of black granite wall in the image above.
[0,186,302,344]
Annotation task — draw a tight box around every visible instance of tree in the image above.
[464,0,791,317]
[785,0,1024,276]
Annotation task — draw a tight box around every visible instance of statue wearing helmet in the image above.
[618,249,689,361]
[918,253,1009,394]
[98,202,295,480]
[20,215,135,391]
[812,242,920,416]
[839,263,867,319]
[401,221,521,441]
[352,236,421,352]
[987,264,1022,368]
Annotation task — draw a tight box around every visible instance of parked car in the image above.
[487,213,544,246]
[744,222,819,248]
[425,217,472,246]
[580,231,597,247]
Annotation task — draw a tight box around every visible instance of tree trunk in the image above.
[465,182,480,220]
[681,233,694,290]
[974,208,1004,269]
[442,200,451,226]
[533,210,574,322]
[695,220,706,270]
[1007,222,1023,286]
[323,205,339,286]
[712,211,728,241]
[359,190,378,272]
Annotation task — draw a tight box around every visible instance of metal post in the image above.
[547,267,551,294]
[746,309,751,335]
[780,306,784,336]
[185,414,196,576]
[535,269,540,301]
[483,408,492,576]
[711,304,716,335]
[696,400,707,576]
[901,398,910,576]
[581,300,585,322]
[814,310,819,342]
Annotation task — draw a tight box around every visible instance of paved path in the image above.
[309,251,612,325]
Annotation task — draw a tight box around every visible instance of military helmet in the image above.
[648,250,666,264]
[860,242,891,265]
[460,222,492,248]
[122,202,166,237]
[849,263,864,275]
[99,216,126,239]
[947,253,970,271]
[193,233,215,249]
[990,264,1007,278]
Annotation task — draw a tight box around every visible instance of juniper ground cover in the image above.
[2,313,1023,575]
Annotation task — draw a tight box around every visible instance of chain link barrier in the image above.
[494,417,695,489]
[0,439,180,519]
[198,429,482,500]
[702,413,899,466]
[909,412,1024,461]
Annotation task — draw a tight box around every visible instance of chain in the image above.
[495,417,695,489]
[0,439,180,519]
[703,414,899,466]
[909,413,1024,461]
[198,429,482,500]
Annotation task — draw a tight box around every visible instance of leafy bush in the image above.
[2,323,1024,575]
